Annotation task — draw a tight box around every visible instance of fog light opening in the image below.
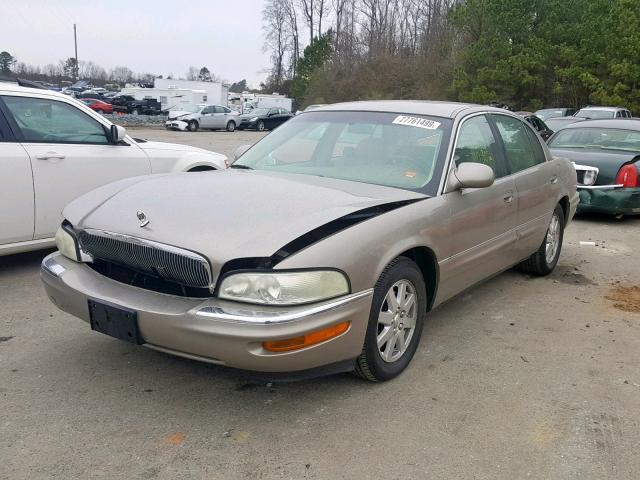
[262,322,350,352]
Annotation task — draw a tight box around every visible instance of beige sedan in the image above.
[41,101,579,381]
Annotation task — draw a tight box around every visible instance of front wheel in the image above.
[354,257,426,382]
[187,120,199,132]
[519,204,565,276]
[256,120,265,131]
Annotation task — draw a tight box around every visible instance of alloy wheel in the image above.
[377,279,417,363]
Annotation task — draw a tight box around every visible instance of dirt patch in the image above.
[550,265,596,285]
[605,286,640,313]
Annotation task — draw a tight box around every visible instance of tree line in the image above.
[262,0,640,113]
[0,51,251,91]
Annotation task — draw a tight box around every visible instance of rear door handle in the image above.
[550,175,558,184]
[35,152,66,160]
[503,193,514,204]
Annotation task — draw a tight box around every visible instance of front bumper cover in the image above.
[41,253,373,374]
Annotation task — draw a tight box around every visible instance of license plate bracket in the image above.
[88,300,143,345]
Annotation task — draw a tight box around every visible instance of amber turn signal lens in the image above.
[262,322,350,352]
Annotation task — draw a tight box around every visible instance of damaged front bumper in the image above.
[165,120,189,131]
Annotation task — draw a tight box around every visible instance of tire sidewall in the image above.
[362,259,427,381]
[226,121,235,132]
[188,120,198,132]
[257,120,265,131]
[543,205,565,272]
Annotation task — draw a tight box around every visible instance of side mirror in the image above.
[110,124,127,144]
[447,162,495,191]
[233,144,251,160]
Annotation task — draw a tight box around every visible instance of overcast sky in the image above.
[0,0,271,87]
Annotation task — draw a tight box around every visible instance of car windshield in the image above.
[233,111,452,194]
[575,109,615,119]
[250,108,269,116]
[536,109,564,120]
[549,127,640,152]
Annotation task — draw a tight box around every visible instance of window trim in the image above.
[0,94,113,146]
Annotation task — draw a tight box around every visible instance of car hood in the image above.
[167,110,196,120]
[133,139,211,154]
[550,148,639,184]
[64,170,426,279]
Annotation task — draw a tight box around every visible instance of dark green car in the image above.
[548,119,640,217]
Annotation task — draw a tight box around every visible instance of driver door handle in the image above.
[35,152,66,160]
[550,175,558,184]
[503,192,514,204]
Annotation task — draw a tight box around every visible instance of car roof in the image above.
[561,119,640,130]
[314,100,508,119]
[577,106,626,112]
[0,82,71,99]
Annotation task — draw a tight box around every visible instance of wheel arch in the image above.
[558,195,570,224]
[397,246,439,311]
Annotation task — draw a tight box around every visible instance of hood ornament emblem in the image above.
[136,210,150,227]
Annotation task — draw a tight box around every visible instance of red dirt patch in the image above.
[605,286,640,313]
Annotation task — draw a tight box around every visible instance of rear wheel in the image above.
[226,121,236,132]
[187,120,199,132]
[354,257,426,382]
[519,204,565,276]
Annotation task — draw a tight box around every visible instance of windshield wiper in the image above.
[230,164,253,170]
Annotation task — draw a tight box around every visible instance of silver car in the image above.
[42,101,579,381]
[166,104,240,132]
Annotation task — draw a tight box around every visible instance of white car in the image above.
[166,104,240,132]
[0,83,228,256]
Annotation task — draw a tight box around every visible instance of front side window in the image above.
[3,96,109,144]
[454,115,506,177]
[201,106,215,114]
[493,115,542,173]
[234,111,452,194]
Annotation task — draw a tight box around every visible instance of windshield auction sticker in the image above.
[392,115,441,130]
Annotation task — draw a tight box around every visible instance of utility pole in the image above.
[73,24,78,81]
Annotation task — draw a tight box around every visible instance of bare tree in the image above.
[110,66,134,85]
[299,0,315,45]
[264,0,290,89]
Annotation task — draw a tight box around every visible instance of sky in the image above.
[0,0,271,87]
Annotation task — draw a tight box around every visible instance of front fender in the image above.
[161,151,228,172]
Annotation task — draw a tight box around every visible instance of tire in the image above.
[187,120,199,132]
[354,257,427,382]
[519,204,565,276]
[257,120,265,131]
[131,108,140,115]
[226,121,236,132]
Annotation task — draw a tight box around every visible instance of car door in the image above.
[438,114,519,302]
[491,114,560,261]
[198,106,216,129]
[213,106,231,129]
[265,108,279,129]
[0,109,34,245]
[0,94,150,240]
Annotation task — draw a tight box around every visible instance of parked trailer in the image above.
[120,87,208,112]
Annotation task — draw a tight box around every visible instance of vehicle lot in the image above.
[1,129,639,480]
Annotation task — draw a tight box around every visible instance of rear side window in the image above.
[493,115,543,173]
[3,96,109,144]
[454,115,507,178]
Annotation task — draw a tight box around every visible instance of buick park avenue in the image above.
[41,101,578,381]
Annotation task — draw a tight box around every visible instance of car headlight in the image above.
[249,117,258,122]
[55,224,81,261]
[218,270,350,305]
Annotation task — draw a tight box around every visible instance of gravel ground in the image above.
[1,129,639,479]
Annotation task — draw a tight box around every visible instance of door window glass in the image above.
[493,115,542,173]
[3,96,109,144]
[201,106,215,114]
[454,115,506,177]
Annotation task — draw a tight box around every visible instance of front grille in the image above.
[78,230,212,291]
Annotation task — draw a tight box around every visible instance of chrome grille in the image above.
[78,230,212,290]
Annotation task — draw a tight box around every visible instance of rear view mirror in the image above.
[447,162,495,191]
[234,144,251,160]
[110,124,127,144]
